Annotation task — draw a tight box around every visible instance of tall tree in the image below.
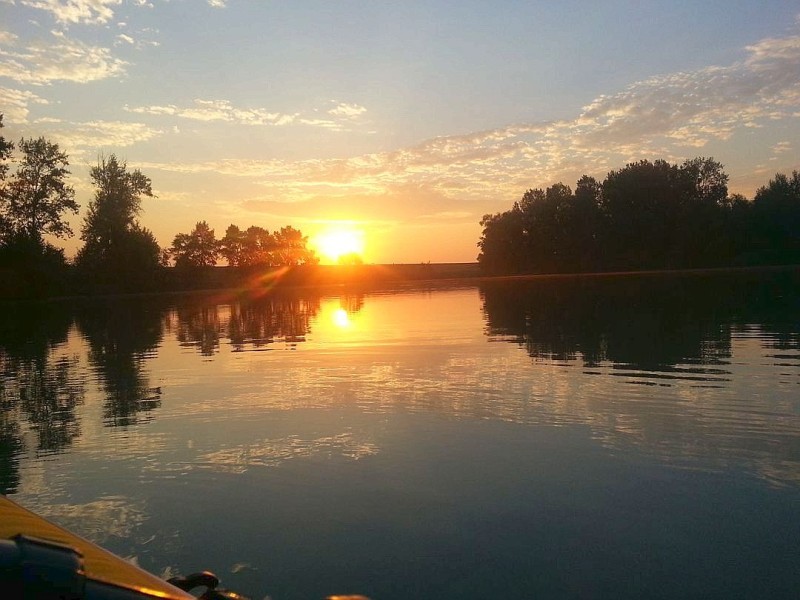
[1,137,77,243]
[75,155,161,289]
[79,155,152,253]
[219,224,246,266]
[170,221,219,267]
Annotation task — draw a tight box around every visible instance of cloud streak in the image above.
[125,98,366,130]
[44,120,162,157]
[21,0,122,25]
[0,86,49,122]
[0,31,127,84]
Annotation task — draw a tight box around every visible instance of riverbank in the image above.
[4,262,800,302]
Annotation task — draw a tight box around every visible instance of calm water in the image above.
[2,272,799,599]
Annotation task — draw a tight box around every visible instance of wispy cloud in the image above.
[207,0,226,7]
[21,0,122,25]
[125,98,365,130]
[0,31,126,84]
[44,120,162,157]
[0,86,49,123]
[328,102,367,119]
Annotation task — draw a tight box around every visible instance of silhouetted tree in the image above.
[477,207,525,274]
[0,114,13,201]
[1,137,77,243]
[75,155,161,291]
[242,225,275,266]
[272,226,318,266]
[0,133,75,297]
[171,221,219,267]
[219,224,246,266]
[752,171,800,263]
[475,157,784,275]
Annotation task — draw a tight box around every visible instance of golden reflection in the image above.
[313,296,367,342]
[333,308,350,328]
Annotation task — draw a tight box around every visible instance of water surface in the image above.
[2,272,799,599]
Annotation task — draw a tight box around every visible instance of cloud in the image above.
[44,120,162,156]
[772,141,792,154]
[0,31,18,45]
[328,102,367,118]
[125,98,364,129]
[115,33,134,45]
[207,0,226,7]
[0,32,127,84]
[21,0,122,25]
[0,86,49,123]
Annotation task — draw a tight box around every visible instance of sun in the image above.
[312,229,365,264]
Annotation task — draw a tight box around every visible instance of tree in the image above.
[272,225,318,266]
[242,226,275,266]
[477,207,525,274]
[0,114,13,245]
[219,224,246,266]
[0,131,74,298]
[752,171,800,261]
[1,137,77,244]
[75,155,161,290]
[79,155,152,252]
[170,221,219,267]
[680,157,728,207]
[0,114,12,188]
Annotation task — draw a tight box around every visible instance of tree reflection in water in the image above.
[0,303,82,492]
[479,269,800,484]
[75,299,164,427]
[480,270,800,368]
[173,293,321,354]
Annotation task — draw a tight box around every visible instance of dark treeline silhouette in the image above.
[480,269,800,369]
[478,158,800,274]
[0,114,319,298]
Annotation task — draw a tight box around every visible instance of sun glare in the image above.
[312,229,365,264]
[332,308,350,328]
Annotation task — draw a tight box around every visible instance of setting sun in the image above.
[312,229,366,264]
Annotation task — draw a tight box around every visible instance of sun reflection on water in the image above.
[333,308,350,329]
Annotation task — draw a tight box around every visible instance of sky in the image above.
[1,0,799,264]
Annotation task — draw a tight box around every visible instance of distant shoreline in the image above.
[13,262,795,305]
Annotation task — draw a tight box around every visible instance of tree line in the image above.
[171,221,317,268]
[0,115,317,297]
[478,157,800,274]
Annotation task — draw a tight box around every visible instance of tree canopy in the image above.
[212,223,318,267]
[478,158,799,274]
[75,155,161,289]
[0,126,75,297]
[1,137,77,244]
[171,221,219,268]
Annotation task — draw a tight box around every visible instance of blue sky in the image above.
[1,1,799,263]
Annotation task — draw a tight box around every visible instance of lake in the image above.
[2,270,799,599]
